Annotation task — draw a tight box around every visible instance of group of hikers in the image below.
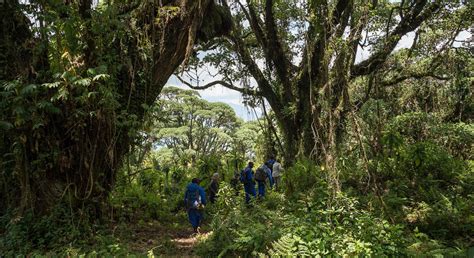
[183,156,283,233]
[238,157,284,203]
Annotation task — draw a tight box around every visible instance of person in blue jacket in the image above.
[259,162,274,196]
[267,155,276,167]
[267,156,276,188]
[184,178,207,233]
[241,162,256,204]
[264,162,274,189]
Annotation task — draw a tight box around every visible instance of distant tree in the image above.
[232,121,261,161]
[151,86,241,161]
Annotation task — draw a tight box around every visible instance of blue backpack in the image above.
[239,169,246,183]
[186,189,202,209]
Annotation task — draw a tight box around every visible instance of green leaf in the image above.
[87,68,97,76]
[53,87,69,101]
[92,74,110,81]
[42,81,61,88]
[74,78,92,86]
[87,91,98,98]
[0,121,13,130]
[37,101,62,114]
[3,81,18,91]
[13,106,26,116]
[20,84,37,95]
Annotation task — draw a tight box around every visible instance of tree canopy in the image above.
[180,0,472,167]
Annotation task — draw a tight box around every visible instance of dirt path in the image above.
[171,230,209,256]
[121,220,209,257]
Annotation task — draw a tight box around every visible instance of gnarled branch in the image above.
[176,74,262,96]
[351,1,441,77]
[381,72,451,86]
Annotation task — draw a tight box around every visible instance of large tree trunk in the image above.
[0,0,229,216]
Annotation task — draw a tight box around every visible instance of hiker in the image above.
[240,162,256,204]
[184,178,207,233]
[266,156,276,188]
[265,162,274,188]
[208,173,219,203]
[272,159,284,191]
[255,163,270,197]
[267,155,276,168]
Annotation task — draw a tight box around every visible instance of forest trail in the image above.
[170,230,210,256]
[123,220,209,257]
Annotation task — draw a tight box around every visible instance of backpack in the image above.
[255,167,267,182]
[186,189,202,210]
[239,169,246,183]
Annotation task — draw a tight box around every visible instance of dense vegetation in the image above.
[1,0,472,256]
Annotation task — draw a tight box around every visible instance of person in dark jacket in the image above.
[256,163,271,197]
[266,156,276,188]
[208,173,219,203]
[241,162,256,204]
[184,178,207,233]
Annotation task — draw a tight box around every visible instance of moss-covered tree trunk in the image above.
[0,0,229,216]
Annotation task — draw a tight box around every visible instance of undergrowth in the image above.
[196,159,473,257]
[0,206,131,256]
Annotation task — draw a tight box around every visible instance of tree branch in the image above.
[333,0,353,38]
[381,72,450,86]
[407,28,421,58]
[351,1,441,77]
[219,0,282,114]
[264,0,293,100]
[241,0,267,49]
[331,0,351,31]
[295,0,333,102]
[176,74,262,96]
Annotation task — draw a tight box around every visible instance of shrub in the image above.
[269,193,406,257]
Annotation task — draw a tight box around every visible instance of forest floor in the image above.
[113,217,210,257]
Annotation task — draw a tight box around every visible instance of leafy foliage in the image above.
[149,86,241,160]
[198,161,409,257]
